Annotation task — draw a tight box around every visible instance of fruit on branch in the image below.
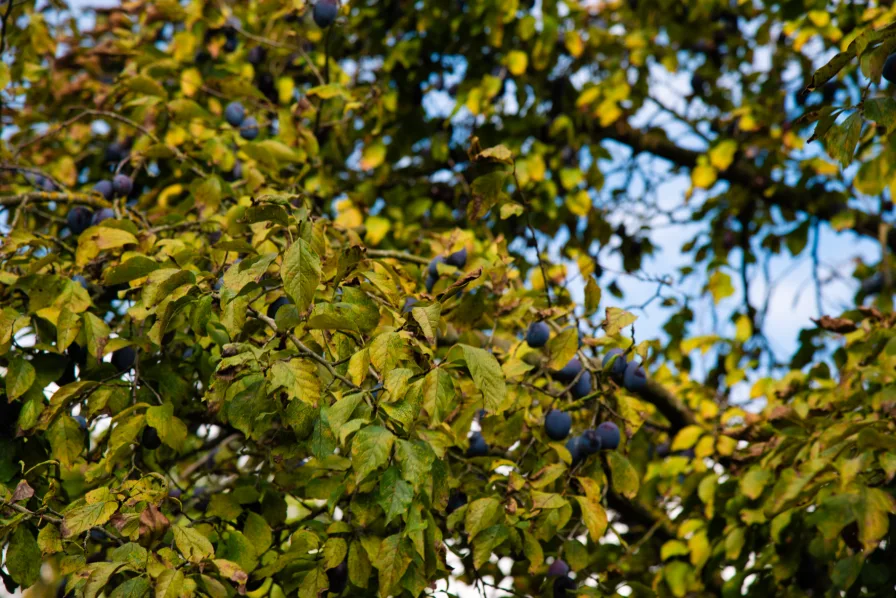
[622,361,647,392]
[565,436,582,465]
[240,117,260,140]
[596,422,620,450]
[526,321,550,348]
[92,180,114,200]
[547,559,570,577]
[884,54,896,84]
[326,560,348,595]
[544,409,571,440]
[111,347,136,372]
[402,297,418,313]
[553,575,577,596]
[445,247,467,268]
[570,370,592,399]
[553,358,583,383]
[428,255,444,277]
[112,174,133,197]
[142,426,162,450]
[446,491,468,514]
[313,0,339,27]
[267,296,292,319]
[224,101,246,127]
[91,208,115,225]
[602,348,627,379]
[579,429,602,456]
[466,432,489,457]
[66,207,93,235]
[247,46,266,65]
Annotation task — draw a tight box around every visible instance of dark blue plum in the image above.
[428,255,444,277]
[142,426,161,450]
[92,180,114,200]
[544,409,571,441]
[446,491,467,514]
[579,429,602,455]
[91,208,115,225]
[402,297,418,313]
[446,247,467,268]
[554,358,583,383]
[565,436,582,465]
[623,361,647,393]
[224,102,246,127]
[570,370,592,398]
[313,0,339,27]
[247,46,266,65]
[240,117,260,140]
[602,348,627,379]
[466,432,488,457]
[547,559,570,577]
[526,321,550,348]
[72,275,88,290]
[553,575,577,596]
[425,273,438,293]
[884,54,896,84]
[74,415,88,430]
[596,421,620,450]
[112,174,132,197]
[66,207,93,235]
[111,347,136,372]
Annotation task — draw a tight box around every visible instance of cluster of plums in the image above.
[224,101,260,141]
[425,247,468,292]
[65,175,134,236]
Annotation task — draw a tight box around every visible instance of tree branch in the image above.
[0,191,112,209]
[366,248,431,265]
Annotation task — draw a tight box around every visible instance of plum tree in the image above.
[65,207,92,235]
[313,0,339,28]
[224,102,246,127]
[544,409,571,440]
[595,422,620,450]
[526,320,550,347]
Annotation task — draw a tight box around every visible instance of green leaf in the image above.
[473,525,510,568]
[109,576,151,598]
[48,415,84,468]
[75,226,138,266]
[672,425,704,451]
[378,467,414,524]
[222,253,277,299]
[465,497,503,539]
[475,144,514,164]
[243,512,273,556]
[607,452,640,499]
[372,535,412,597]
[103,256,160,286]
[282,238,321,314]
[172,525,214,563]
[411,302,441,344]
[145,403,188,450]
[739,468,772,500]
[546,327,578,371]
[603,307,637,336]
[348,540,372,589]
[6,355,35,400]
[574,495,608,542]
[62,500,119,537]
[584,276,601,317]
[422,368,454,423]
[155,569,185,598]
[37,524,63,555]
[825,111,863,167]
[6,526,42,587]
[351,425,395,483]
[459,344,507,413]
[468,171,509,220]
[394,439,435,490]
[864,97,896,131]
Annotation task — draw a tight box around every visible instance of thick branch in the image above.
[0,191,112,209]
[633,379,698,431]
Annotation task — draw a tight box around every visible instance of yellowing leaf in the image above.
[565,189,591,216]
[708,140,737,170]
[506,50,528,76]
[180,67,202,97]
[361,141,387,170]
[692,163,718,189]
[672,425,704,451]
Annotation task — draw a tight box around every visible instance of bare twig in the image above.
[0,191,111,209]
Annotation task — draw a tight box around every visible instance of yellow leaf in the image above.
[364,216,391,246]
[692,163,717,189]
[808,10,830,27]
[361,141,386,170]
[565,190,591,216]
[180,68,202,97]
[564,31,584,58]
[527,154,546,182]
[708,140,737,170]
[506,50,528,76]
[671,425,704,451]
[596,99,622,127]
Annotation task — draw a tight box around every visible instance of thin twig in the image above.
[0,191,111,209]
[512,166,552,308]
[366,248,431,265]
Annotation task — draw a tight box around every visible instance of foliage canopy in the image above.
[3,0,896,597]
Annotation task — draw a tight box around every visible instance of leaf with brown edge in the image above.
[11,479,34,502]
[812,316,857,333]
